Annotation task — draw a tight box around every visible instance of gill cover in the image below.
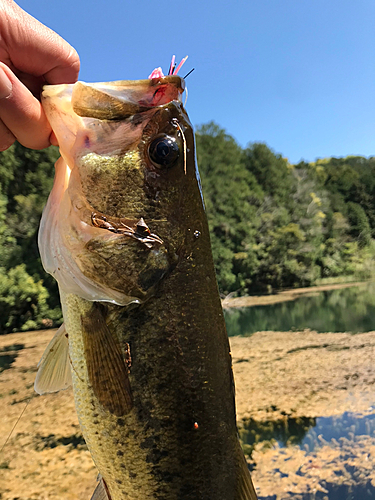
[39,77,185,305]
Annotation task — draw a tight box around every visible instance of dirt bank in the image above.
[0,329,97,499]
[222,281,371,309]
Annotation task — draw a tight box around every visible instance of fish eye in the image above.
[148,134,179,168]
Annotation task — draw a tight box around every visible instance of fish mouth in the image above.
[41,76,186,162]
[71,76,185,120]
[42,76,185,119]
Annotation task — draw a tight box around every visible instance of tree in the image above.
[196,123,264,294]
[346,202,372,248]
[0,143,62,334]
[243,143,295,205]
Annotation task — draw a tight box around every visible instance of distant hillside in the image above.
[197,122,375,295]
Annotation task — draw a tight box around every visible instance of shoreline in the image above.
[2,327,375,499]
[222,280,372,309]
[229,329,375,499]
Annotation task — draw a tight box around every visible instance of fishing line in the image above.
[0,396,33,455]
[173,120,187,175]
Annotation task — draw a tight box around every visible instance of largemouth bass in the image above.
[36,72,258,500]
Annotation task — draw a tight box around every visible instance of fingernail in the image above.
[0,68,12,99]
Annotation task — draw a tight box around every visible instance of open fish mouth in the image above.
[71,76,185,119]
[39,76,188,307]
[41,75,185,159]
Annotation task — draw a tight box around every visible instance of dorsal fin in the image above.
[34,323,72,395]
[91,477,111,500]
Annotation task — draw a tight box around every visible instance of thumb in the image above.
[0,62,52,150]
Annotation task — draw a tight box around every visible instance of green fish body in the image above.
[36,76,257,500]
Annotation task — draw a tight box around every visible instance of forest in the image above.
[1,122,375,334]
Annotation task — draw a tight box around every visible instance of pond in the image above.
[226,283,375,499]
[241,410,375,500]
[240,410,375,453]
[224,283,375,336]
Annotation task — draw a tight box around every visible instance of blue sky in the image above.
[19,0,375,164]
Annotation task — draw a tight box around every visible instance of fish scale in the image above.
[36,74,258,500]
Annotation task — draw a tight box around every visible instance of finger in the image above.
[0,117,16,152]
[0,63,52,150]
[1,1,80,84]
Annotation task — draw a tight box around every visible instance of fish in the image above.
[35,68,258,500]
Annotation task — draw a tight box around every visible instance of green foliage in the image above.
[0,143,62,334]
[2,126,375,333]
[197,123,375,294]
[346,202,372,247]
[196,123,263,293]
[243,142,294,204]
[0,265,61,334]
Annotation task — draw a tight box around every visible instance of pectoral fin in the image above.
[34,323,72,395]
[82,303,133,416]
[235,446,258,500]
[91,477,111,500]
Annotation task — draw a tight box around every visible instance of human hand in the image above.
[0,0,80,150]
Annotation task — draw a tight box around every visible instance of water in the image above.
[241,412,375,500]
[240,411,375,453]
[301,411,375,451]
[239,416,317,451]
[228,283,375,499]
[224,283,375,336]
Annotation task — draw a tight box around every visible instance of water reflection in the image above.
[229,284,375,499]
[243,411,375,500]
[302,411,375,452]
[224,283,375,336]
[239,416,316,458]
[241,411,375,455]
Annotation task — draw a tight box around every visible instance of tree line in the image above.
[197,123,375,295]
[1,123,375,333]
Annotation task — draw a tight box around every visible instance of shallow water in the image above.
[241,410,375,453]
[302,411,375,452]
[242,411,375,500]
[229,283,375,499]
[224,283,375,336]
